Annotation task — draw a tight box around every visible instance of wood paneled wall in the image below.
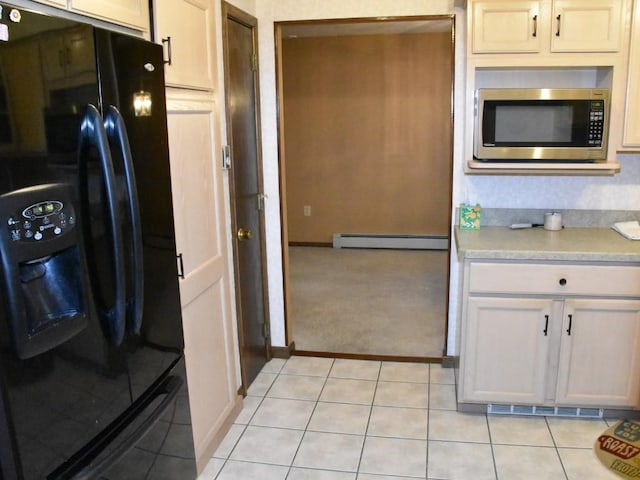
[282,31,453,244]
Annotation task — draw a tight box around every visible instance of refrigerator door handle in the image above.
[78,104,126,346]
[104,106,144,335]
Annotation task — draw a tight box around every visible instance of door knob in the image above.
[237,227,253,241]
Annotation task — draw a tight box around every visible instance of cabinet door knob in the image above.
[559,278,567,286]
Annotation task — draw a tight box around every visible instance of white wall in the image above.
[226,0,640,355]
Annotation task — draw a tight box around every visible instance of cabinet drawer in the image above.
[468,262,640,297]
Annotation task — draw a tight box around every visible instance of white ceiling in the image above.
[280,18,452,39]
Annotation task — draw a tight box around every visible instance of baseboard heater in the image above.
[487,404,603,419]
[332,233,448,250]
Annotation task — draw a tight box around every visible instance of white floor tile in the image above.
[488,415,554,446]
[216,460,288,480]
[261,358,287,374]
[357,475,419,480]
[429,365,455,385]
[379,362,430,383]
[213,424,245,459]
[428,410,490,443]
[428,441,496,480]
[559,447,622,480]
[288,467,357,479]
[229,426,303,465]
[197,458,224,479]
[329,359,381,381]
[493,445,567,480]
[267,374,326,401]
[293,431,364,472]
[281,356,334,376]
[246,372,277,397]
[428,383,457,410]
[217,356,618,480]
[367,406,428,440]
[307,402,371,435]
[359,436,427,478]
[546,417,608,448]
[374,381,429,408]
[249,397,316,430]
[320,378,377,405]
[234,396,262,425]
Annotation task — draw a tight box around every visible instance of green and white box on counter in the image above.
[459,204,482,229]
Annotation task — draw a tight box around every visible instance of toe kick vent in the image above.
[487,404,603,418]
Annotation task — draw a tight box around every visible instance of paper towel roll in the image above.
[544,212,563,231]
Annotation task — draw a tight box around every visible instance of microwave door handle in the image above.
[78,104,126,346]
[104,106,144,335]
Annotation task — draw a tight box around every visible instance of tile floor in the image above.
[197,356,622,480]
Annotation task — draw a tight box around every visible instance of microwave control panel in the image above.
[588,100,605,146]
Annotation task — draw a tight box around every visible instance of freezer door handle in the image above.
[78,104,126,346]
[53,375,183,480]
[104,106,144,335]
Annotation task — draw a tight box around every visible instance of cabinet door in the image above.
[555,299,640,407]
[461,297,553,404]
[623,0,640,146]
[551,0,623,52]
[30,0,66,7]
[166,93,239,466]
[154,0,215,90]
[472,1,542,53]
[70,0,150,31]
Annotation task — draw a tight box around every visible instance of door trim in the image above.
[274,16,456,357]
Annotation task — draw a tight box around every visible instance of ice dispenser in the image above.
[0,183,89,359]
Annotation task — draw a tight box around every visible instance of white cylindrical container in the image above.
[544,212,563,231]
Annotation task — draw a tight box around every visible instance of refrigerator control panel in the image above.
[7,200,76,242]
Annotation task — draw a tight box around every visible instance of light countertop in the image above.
[455,226,640,262]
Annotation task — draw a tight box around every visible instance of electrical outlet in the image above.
[303,205,311,216]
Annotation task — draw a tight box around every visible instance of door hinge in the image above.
[262,322,270,339]
[257,193,266,211]
[251,53,258,71]
[222,145,232,170]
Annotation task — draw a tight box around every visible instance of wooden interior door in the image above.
[222,2,270,391]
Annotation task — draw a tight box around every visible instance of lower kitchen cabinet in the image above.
[462,297,552,404]
[459,260,640,410]
[556,299,640,406]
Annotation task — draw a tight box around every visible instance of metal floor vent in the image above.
[332,233,448,250]
[487,404,604,419]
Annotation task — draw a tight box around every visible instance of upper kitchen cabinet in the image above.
[622,0,640,148]
[30,0,150,31]
[69,0,150,31]
[471,0,625,54]
[472,1,543,53]
[152,0,216,91]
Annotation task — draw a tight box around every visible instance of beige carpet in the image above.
[288,246,448,358]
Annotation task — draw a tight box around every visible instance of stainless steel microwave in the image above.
[474,88,610,162]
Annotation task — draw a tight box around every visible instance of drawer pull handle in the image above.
[559,278,567,286]
[566,314,573,335]
[543,314,549,336]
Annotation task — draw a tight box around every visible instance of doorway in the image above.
[221,2,271,390]
[275,17,455,360]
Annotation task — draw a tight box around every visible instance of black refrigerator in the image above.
[0,4,197,479]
